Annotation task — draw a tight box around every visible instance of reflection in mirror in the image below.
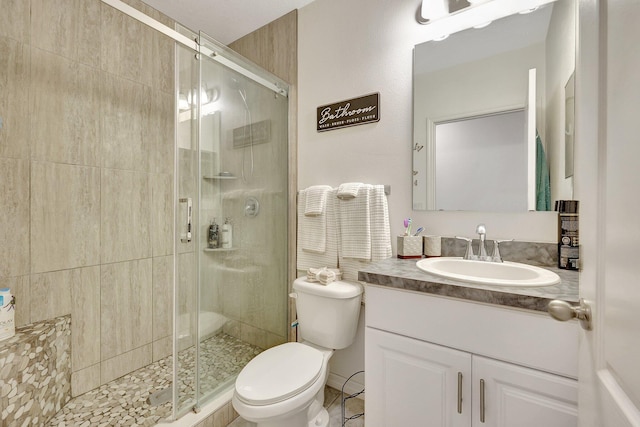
[435,110,527,212]
[412,0,576,211]
[564,72,575,179]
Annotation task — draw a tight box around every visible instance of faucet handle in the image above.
[491,239,514,262]
[476,223,486,235]
[455,236,476,260]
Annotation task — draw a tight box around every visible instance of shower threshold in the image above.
[48,333,262,426]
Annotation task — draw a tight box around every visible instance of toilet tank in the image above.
[292,278,363,350]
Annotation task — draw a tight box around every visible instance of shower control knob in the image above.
[244,197,260,217]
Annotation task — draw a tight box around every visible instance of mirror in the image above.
[412,0,576,211]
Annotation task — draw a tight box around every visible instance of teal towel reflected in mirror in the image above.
[536,131,551,211]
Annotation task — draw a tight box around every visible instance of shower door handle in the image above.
[179,197,192,243]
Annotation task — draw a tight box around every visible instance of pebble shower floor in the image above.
[49,333,262,426]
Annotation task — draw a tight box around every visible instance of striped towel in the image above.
[297,189,339,270]
[369,184,392,261]
[337,184,371,260]
[299,187,330,253]
[338,258,371,282]
[338,185,391,278]
[305,185,332,216]
[337,182,362,199]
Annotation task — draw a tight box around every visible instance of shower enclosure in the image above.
[173,29,290,418]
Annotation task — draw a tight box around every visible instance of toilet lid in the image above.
[235,342,324,405]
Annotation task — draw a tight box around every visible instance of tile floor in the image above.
[48,333,261,426]
[228,385,365,427]
[47,330,364,427]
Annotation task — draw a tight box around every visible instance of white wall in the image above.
[298,0,557,246]
[297,0,560,389]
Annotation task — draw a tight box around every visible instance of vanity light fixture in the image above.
[178,94,190,111]
[473,21,492,29]
[420,0,449,22]
[519,6,540,14]
[417,0,556,42]
[179,87,220,111]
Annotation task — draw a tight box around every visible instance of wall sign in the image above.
[316,93,380,132]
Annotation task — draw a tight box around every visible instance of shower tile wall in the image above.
[229,11,298,344]
[0,0,176,398]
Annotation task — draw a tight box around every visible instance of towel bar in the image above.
[297,185,390,196]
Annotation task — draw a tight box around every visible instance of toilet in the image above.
[232,277,363,427]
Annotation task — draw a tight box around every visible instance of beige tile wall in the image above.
[0,0,175,397]
[229,10,299,345]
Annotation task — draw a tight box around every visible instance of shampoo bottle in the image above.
[208,218,219,249]
[0,288,15,342]
[221,217,233,249]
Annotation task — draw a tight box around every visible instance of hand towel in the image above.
[299,188,327,253]
[337,182,363,200]
[369,185,392,261]
[338,185,391,280]
[297,189,339,270]
[337,184,371,260]
[304,185,332,216]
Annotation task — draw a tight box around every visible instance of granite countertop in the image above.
[358,257,579,312]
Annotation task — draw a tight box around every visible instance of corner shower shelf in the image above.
[202,175,237,180]
[203,247,237,252]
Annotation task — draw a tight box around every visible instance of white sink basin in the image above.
[416,257,561,287]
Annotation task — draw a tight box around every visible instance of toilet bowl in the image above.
[232,278,363,427]
[232,342,333,427]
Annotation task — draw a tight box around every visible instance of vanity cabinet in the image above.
[364,285,578,427]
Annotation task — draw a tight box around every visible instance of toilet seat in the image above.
[235,342,324,406]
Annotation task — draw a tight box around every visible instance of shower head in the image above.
[230,77,242,90]
[231,77,249,108]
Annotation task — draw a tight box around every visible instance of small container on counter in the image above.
[397,236,423,259]
[423,235,442,257]
[0,288,15,342]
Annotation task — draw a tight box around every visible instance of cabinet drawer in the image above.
[365,284,578,378]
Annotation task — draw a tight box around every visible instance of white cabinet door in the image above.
[365,327,472,427]
[472,355,578,427]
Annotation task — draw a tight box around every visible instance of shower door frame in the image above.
[99,0,293,421]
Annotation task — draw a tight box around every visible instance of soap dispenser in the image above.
[221,217,233,249]
[208,218,219,249]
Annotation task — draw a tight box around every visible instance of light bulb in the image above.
[473,21,492,29]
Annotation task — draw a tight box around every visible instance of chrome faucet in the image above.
[457,224,513,263]
[491,239,514,263]
[476,224,489,261]
[455,236,475,260]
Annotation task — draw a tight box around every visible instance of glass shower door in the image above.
[175,39,200,416]
[174,29,290,418]
[196,31,290,404]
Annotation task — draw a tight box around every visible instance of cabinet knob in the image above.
[548,298,592,331]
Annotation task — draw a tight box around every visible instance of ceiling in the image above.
[142,0,316,45]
